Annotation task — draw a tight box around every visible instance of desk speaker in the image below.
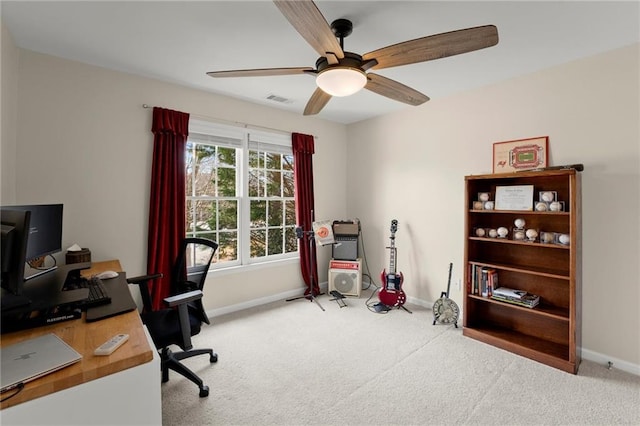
[328,259,362,297]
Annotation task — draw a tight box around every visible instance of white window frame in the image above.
[187,119,297,270]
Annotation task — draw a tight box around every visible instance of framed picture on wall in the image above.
[492,136,549,173]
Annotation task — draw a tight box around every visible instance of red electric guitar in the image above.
[378,219,406,307]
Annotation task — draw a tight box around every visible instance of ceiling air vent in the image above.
[266,94,293,104]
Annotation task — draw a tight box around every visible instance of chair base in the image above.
[161,347,218,397]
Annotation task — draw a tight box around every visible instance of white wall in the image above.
[7,46,349,311]
[347,44,639,369]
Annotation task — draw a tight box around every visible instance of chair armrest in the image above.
[126,273,163,285]
[126,273,163,312]
[164,290,203,307]
[166,290,204,351]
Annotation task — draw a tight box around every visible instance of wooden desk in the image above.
[0,261,161,424]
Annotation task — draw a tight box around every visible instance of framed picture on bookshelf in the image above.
[493,136,549,173]
[495,185,534,211]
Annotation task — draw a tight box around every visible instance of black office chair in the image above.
[127,237,219,397]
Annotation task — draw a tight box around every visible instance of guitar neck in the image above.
[388,238,396,274]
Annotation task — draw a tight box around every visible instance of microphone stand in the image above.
[286,226,325,312]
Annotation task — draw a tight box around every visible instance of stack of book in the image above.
[468,265,498,297]
[491,287,540,308]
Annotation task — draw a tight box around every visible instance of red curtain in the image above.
[147,107,190,310]
[292,132,319,296]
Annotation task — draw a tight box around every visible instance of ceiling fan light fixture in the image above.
[316,66,367,97]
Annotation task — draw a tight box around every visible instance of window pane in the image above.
[194,145,216,197]
[285,200,296,226]
[249,150,263,168]
[186,200,195,233]
[217,147,236,167]
[285,227,298,253]
[250,229,266,257]
[250,200,266,228]
[218,167,236,197]
[266,152,280,169]
[283,171,294,197]
[195,200,216,232]
[248,170,260,197]
[218,200,238,230]
[218,231,238,262]
[283,154,293,171]
[268,228,283,255]
[186,142,194,196]
[266,171,281,197]
[267,200,283,227]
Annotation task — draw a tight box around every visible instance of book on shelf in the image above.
[491,287,540,308]
[468,265,498,297]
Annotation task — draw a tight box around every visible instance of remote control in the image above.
[94,333,129,356]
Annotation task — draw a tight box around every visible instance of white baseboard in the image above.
[206,286,639,377]
[581,348,640,376]
[206,281,329,318]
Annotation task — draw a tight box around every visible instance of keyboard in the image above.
[64,276,112,308]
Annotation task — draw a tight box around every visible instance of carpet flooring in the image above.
[161,289,640,425]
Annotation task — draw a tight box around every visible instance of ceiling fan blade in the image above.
[273,0,344,60]
[207,67,315,78]
[363,25,498,70]
[303,87,332,115]
[365,73,429,106]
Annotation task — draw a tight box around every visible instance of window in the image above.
[185,119,297,268]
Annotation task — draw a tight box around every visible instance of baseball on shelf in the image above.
[497,227,508,238]
[526,229,538,240]
[514,218,526,229]
[484,201,494,210]
[479,193,490,202]
[535,202,548,212]
[541,191,555,202]
[549,201,562,211]
[475,228,486,237]
[542,232,555,243]
[514,230,525,240]
[488,229,498,238]
[559,234,570,245]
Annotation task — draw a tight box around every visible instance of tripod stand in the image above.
[286,227,325,311]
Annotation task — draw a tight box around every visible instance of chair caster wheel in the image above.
[199,385,209,397]
[210,353,218,363]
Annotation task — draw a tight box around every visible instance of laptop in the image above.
[1,333,82,393]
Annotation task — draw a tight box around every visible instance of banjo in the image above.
[432,263,459,327]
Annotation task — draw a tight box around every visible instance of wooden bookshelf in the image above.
[463,169,581,373]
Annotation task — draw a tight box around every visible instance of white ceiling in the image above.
[2,1,638,124]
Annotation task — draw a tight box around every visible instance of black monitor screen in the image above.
[3,204,63,261]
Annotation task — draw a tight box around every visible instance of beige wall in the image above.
[1,21,19,203]
[347,44,639,371]
[2,17,638,372]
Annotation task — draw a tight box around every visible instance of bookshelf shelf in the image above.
[463,169,581,374]
[468,294,569,321]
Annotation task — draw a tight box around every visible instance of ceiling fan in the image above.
[207,0,498,116]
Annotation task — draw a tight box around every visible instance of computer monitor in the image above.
[3,204,63,262]
[1,209,31,296]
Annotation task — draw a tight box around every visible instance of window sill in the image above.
[208,257,299,277]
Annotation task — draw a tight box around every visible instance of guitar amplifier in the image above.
[332,237,358,260]
[328,259,362,297]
